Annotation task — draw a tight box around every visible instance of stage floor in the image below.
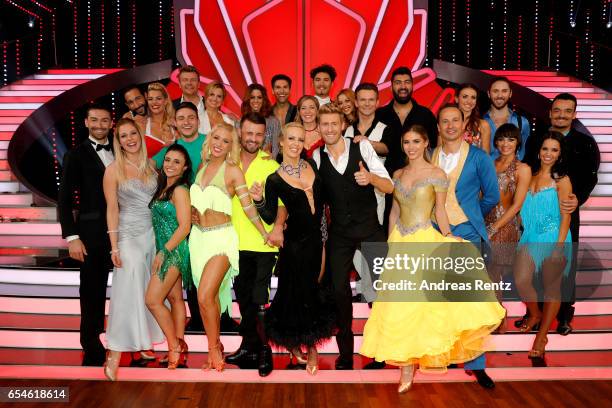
[1,378,610,408]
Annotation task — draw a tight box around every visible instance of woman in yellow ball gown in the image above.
[359,125,505,393]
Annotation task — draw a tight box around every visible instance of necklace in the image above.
[280,159,306,178]
[125,157,141,169]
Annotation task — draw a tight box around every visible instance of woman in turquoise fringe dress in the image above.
[146,144,193,369]
[514,131,572,359]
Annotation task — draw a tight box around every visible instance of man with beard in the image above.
[122,85,147,133]
[310,64,337,106]
[484,77,530,160]
[225,112,286,377]
[58,104,114,366]
[153,102,205,180]
[376,67,438,235]
[271,74,297,125]
[521,93,596,335]
[376,66,438,177]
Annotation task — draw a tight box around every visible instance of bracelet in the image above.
[249,214,260,222]
[254,198,266,209]
[107,230,119,234]
[486,225,498,237]
[110,249,120,254]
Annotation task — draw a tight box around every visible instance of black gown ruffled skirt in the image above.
[256,168,335,350]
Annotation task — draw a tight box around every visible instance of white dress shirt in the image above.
[312,137,390,181]
[88,136,114,167]
[315,95,331,106]
[67,136,114,243]
[438,147,461,175]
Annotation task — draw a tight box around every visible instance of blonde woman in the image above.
[189,123,269,371]
[144,82,176,157]
[201,81,235,133]
[102,118,163,381]
[295,95,322,158]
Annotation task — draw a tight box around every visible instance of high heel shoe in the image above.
[167,339,184,370]
[528,336,548,359]
[103,351,121,381]
[289,348,307,366]
[398,365,415,394]
[306,348,318,376]
[139,350,156,360]
[202,342,225,372]
[519,315,542,333]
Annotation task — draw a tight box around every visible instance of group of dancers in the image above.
[58,64,600,393]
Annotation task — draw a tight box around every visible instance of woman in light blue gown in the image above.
[514,131,572,360]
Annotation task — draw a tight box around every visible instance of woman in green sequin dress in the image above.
[146,144,192,369]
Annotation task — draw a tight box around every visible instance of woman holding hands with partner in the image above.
[189,122,270,371]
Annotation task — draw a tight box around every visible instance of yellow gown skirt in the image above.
[359,225,505,373]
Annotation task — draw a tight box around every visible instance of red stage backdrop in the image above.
[171,0,453,115]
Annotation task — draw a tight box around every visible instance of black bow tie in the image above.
[91,140,111,151]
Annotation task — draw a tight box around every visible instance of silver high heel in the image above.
[103,351,121,381]
[398,365,415,394]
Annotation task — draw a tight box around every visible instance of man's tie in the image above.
[90,140,111,151]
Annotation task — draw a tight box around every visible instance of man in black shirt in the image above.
[375,66,438,176]
[523,93,599,335]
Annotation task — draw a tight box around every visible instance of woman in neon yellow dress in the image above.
[190,123,269,371]
[359,125,504,393]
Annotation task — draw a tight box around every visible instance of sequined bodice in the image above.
[497,158,518,196]
[151,199,179,242]
[521,185,560,234]
[393,178,449,235]
[117,177,157,241]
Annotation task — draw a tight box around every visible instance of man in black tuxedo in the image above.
[58,104,114,366]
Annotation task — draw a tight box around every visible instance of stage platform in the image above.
[0,69,611,390]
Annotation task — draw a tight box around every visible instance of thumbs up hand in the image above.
[354,160,371,186]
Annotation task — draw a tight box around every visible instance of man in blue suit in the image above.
[432,104,500,389]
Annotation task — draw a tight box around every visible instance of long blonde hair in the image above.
[147,82,175,131]
[113,118,156,184]
[201,122,241,166]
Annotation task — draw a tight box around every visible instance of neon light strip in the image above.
[0,91,64,97]
[528,87,597,93]
[193,0,242,107]
[410,9,428,72]
[2,366,611,383]
[32,75,106,80]
[2,296,611,317]
[178,10,215,84]
[243,0,284,85]
[323,0,366,89]
[378,0,414,84]
[352,0,390,88]
[217,0,253,85]
[0,329,610,353]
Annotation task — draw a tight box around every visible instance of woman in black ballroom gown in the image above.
[250,122,334,375]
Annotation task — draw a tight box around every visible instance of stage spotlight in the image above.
[607,21,611,29]
[570,20,576,28]
[28,17,36,28]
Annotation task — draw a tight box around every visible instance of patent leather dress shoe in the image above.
[468,369,495,389]
[225,348,258,366]
[556,321,573,336]
[258,346,273,377]
[363,360,386,369]
[334,357,354,370]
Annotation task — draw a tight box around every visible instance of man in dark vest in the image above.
[312,103,394,370]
